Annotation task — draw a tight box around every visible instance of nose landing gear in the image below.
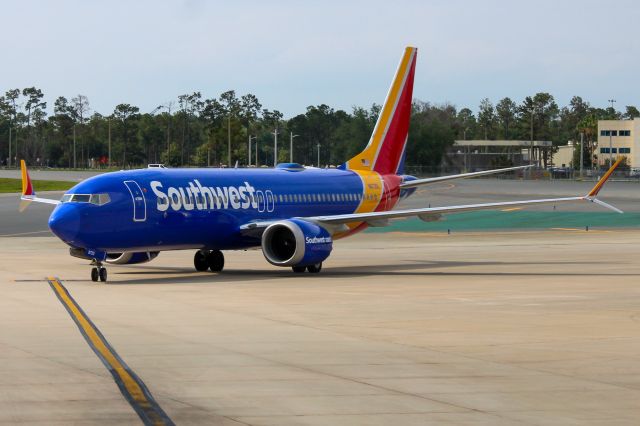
[90,261,108,282]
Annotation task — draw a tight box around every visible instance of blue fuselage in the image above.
[48,167,410,253]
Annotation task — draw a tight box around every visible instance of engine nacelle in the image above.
[261,219,332,267]
[105,251,160,265]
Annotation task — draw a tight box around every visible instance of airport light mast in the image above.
[227,116,232,167]
[608,99,616,168]
[290,132,298,163]
[529,105,538,170]
[272,128,279,167]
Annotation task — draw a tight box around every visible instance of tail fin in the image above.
[343,46,417,175]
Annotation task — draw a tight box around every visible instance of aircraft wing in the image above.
[240,159,623,235]
[399,165,532,188]
[309,159,622,227]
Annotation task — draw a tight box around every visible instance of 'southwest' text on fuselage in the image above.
[151,180,259,212]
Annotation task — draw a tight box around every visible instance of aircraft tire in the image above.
[194,251,209,271]
[307,263,322,273]
[292,266,306,273]
[99,268,108,282]
[91,267,99,282]
[208,250,224,272]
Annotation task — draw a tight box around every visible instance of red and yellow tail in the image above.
[343,46,417,175]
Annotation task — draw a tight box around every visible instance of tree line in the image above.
[0,88,638,170]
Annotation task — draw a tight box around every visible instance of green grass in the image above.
[365,210,640,233]
[0,178,75,193]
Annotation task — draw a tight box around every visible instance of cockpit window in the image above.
[97,193,111,205]
[72,194,91,203]
[60,193,111,206]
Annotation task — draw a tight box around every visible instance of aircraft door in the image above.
[123,180,147,222]
[265,190,275,212]
[256,190,265,212]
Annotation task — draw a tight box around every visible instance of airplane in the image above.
[20,46,623,282]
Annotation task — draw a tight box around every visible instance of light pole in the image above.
[317,143,321,167]
[227,115,231,167]
[248,135,256,166]
[289,132,298,163]
[108,117,111,169]
[579,132,584,179]
[608,99,616,167]
[73,124,76,169]
[272,128,279,167]
[529,105,537,168]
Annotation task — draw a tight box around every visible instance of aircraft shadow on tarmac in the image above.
[93,259,639,285]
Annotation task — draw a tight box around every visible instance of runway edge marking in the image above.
[46,277,174,426]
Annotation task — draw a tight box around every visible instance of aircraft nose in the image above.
[48,205,81,244]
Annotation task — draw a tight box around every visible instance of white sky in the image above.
[2,0,639,117]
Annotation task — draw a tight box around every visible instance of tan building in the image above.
[597,118,640,167]
[553,142,575,168]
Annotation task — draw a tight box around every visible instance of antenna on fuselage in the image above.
[234,160,239,169]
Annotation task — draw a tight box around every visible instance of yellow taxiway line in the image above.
[47,277,174,426]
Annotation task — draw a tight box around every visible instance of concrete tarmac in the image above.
[2,231,640,425]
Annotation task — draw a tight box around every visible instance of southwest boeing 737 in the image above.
[20,47,623,282]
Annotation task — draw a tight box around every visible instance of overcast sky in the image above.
[2,0,639,117]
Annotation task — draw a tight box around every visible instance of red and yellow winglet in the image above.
[18,161,60,210]
[587,157,622,198]
[21,160,35,197]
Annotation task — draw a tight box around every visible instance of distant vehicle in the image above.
[18,47,624,282]
[147,164,166,168]
[548,167,572,178]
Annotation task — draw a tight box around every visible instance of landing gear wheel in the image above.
[91,267,99,282]
[307,263,322,273]
[194,250,209,271]
[292,266,306,273]
[207,250,224,272]
[99,267,108,282]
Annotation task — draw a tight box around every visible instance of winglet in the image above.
[587,157,622,198]
[21,160,35,196]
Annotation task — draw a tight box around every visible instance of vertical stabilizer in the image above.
[344,47,417,175]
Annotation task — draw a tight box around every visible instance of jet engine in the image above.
[105,251,160,265]
[261,219,332,267]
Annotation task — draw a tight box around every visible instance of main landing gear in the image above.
[194,250,225,272]
[292,262,322,274]
[90,261,108,282]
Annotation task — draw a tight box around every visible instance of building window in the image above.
[620,130,631,136]
[620,148,631,154]
[601,130,609,136]
[600,148,610,153]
